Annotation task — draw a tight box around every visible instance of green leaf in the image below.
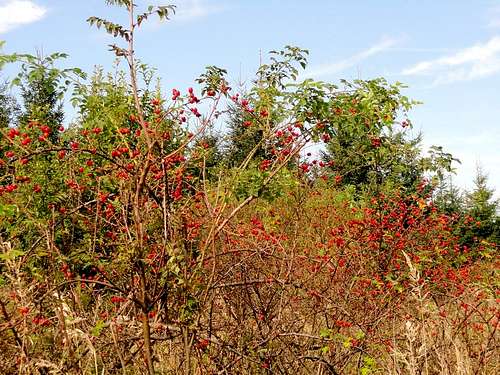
[91,320,106,337]
[0,204,16,217]
[0,249,24,261]
[319,327,331,338]
[10,77,21,86]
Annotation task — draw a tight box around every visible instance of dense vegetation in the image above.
[0,2,498,374]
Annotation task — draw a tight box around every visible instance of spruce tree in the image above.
[433,175,465,216]
[0,81,19,129]
[463,166,500,245]
[18,55,65,143]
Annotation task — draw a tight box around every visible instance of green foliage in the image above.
[222,105,270,167]
[320,79,415,189]
[88,3,175,58]
[189,133,223,181]
[0,82,19,129]
[137,5,176,26]
[91,320,106,337]
[105,0,132,6]
[424,145,460,181]
[0,204,16,218]
[319,79,457,194]
[462,167,500,245]
[0,51,85,141]
[360,355,377,375]
[432,167,499,260]
[221,47,309,168]
[196,65,228,95]
[87,16,132,40]
[0,51,86,92]
[256,45,309,89]
[73,66,134,137]
[233,165,297,201]
[433,175,465,215]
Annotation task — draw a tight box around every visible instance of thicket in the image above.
[0,2,498,374]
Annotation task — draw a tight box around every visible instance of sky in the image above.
[1,0,500,196]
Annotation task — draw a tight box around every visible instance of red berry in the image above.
[371,138,381,148]
[110,296,126,304]
[172,89,180,100]
[8,128,20,139]
[19,306,29,316]
[6,184,17,192]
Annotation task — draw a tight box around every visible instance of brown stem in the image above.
[138,263,154,374]
[183,326,192,374]
[127,1,152,149]
[126,2,156,361]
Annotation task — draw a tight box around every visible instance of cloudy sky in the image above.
[1,0,500,195]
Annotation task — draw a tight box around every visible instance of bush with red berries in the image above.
[0,2,497,374]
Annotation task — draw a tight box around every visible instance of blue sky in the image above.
[1,0,500,195]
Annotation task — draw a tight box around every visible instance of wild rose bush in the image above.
[196,186,497,374]
[2,169,497,374]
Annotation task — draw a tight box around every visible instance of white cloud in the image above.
[0,0,47,34]
[401,36,500,85]
[303,36,400,78]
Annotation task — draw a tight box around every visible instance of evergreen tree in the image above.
[222,104,271,168]
[18,54,65,142]
[0,81,19,129]
[462,166,500,245]
[322,125,425,191]
[1,51,85,142]
[0,82,19,180]
[433,175,465,216]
